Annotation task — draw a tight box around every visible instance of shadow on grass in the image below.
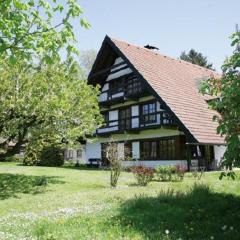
[0,173,64,200]
[116,184,240,240]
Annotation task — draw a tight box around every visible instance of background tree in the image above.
[0,0,102,160]
[200,29,240,174]
[180,49,214,69]
[79,49,97,78]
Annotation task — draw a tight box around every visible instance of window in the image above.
[124,142,132,160]
[119,108,131,130]
[140,137,179,160]
[109,78,124,94]
[140,141,158,160]
[140,102,157,124]
[126,75,142,95]
[77,149,82,158]
[66,150,74,159]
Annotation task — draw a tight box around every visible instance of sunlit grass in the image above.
[0,162,240,239]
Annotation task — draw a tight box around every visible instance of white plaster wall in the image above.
[99,83,109,102]
[156,102,161,111]
[132,141,140,159]
[86,142,101,161]
[114,57,124,65]
[109,110,118,128]
[106,57,132,81]
[118,143,125,160]
[64,145,87,164]
[131,105,139,116]
[214,145,226,165]
[81,145,87,163]
[111,92,124,99]
[107,68,132,81]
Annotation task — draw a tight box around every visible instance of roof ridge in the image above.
[109,37,219,76]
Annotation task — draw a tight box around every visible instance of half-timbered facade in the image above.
[66,36,226,170]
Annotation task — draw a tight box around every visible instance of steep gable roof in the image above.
[90,36,225,145]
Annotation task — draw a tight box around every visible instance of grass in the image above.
[0,162,240,239]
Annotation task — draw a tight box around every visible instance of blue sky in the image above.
[71,0,240,71]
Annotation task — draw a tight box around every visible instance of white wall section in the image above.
[214,145,226,165]
[132,141,140,159]
[86,142,101,161]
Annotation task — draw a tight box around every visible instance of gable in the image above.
[88,35,225,145]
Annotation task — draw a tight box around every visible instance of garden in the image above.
[0,162,240,240]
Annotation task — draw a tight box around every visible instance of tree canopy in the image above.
[200,30,240,173]
[0,0,102,160]
[180,49,214,70]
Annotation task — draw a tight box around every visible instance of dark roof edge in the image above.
[88,35,110,84]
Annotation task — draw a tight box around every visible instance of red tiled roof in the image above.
[110,37,225,144]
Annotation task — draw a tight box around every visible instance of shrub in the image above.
[174,164,186,181]
[23,145,39,166]
[155,165,186,182]
[4,155,22,162]
[155,166,175,181]
[39,146,64,167]
[131,166,155,186]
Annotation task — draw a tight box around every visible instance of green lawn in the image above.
[0,162,240,240]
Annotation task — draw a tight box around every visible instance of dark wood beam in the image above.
[89,61,127,79]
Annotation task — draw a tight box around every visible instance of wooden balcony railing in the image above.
[99,74,146,103]
[96,111,175,135]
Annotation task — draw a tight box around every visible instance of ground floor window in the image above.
[124,142,132,160]
[140,136,185,160]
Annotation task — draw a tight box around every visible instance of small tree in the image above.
[105,141,121,188]
[104,139,131,188]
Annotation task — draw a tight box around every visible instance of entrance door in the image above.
[119,108,131,130]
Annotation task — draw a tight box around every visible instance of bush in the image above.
[155,166,175,181]
[23,145,39,166]
[175,164,186,181]
[4,155,22,162]
[131,166,155,186]
[155,165,186,182]
[39,146,64,167]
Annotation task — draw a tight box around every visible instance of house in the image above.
[66,36,226,170]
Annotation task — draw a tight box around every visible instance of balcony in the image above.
[98,74,147,105]
[96,111,175,135]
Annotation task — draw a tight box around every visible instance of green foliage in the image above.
[104,141,122,188]
[219,171,236,180]
[4,155,22,162]
[0,0,89,63]
[1,163,240,239]
[0,1,102,160]
[155,165,175,181]
[0,173,63,200]
[131,166,155,186]
[39,146,64,167]
[0,59,102,160]
[180,49,214,69]
[155,165,186,182]
[23,143,40,166]
[200,30,240,172]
